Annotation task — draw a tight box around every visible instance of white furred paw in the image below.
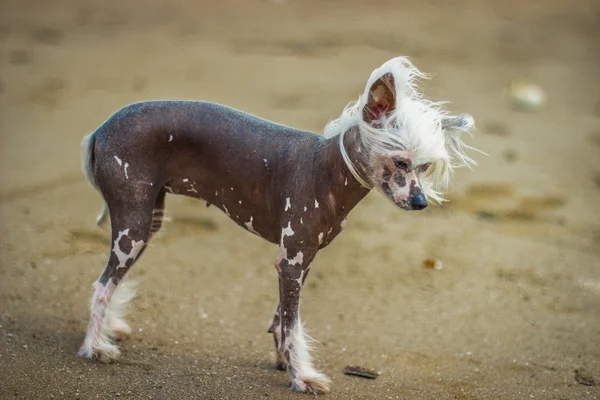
[290,374,332,394]
[78,341,120,364]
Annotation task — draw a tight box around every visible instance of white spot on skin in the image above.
[300,217,303,224]
[287,251,304,266]
[263,158,268,167]
[124,163,129,179]
[239,200,242,204]
[318,232,324,245]
[281,221,295,240]
[296,270,304,287]
[393,174,414,202]
[245,216,259,235]
[185,180,197,193]
[164,185,174,193]
[169,135,173,142]
[113,229,145,270]
[223,205,231,216]
[215,191,218,196]
[327,228,333,235]
[303,207,307,212]
[345,177,348,186]
[314,199,319,209]
[285,198,291,211]
[114,156,129,179]
[231,187,234,191]
[279,221,295,259]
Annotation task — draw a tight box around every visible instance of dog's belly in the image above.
[162,180,278,244]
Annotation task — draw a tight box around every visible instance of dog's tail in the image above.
[80,133,99,190]
[80,133,108,226]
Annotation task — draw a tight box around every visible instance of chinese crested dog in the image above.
[78,57,477,394]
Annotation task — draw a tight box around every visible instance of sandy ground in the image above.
[1,0,600,398]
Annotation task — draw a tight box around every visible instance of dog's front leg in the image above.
[268,303,287,371]
[276,245,331,394]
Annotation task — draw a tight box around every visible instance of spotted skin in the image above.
[371,150,428,210]
[394,171,406,188]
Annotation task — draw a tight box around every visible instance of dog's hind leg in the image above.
[79,189,158,363]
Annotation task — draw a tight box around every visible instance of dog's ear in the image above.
[441,113,474,132]
[362,72,396,125]
[441,113,477,169]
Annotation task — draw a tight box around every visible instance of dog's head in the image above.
[326,57,477,211]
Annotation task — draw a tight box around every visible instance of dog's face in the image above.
[359,71,473,211]
[371,151,430,210]
[359,72,432,211]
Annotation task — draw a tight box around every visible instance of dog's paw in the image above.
[78,341,120,364]
[290,374,332,394]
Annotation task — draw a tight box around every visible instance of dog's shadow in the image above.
[2,312,294,398]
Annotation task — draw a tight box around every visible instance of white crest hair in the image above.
[324,57,477,203]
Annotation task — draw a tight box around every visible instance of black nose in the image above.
[410,192,428,210]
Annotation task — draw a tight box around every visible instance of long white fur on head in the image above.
[324,57,478,203]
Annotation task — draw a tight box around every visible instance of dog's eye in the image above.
[395,160,409,170]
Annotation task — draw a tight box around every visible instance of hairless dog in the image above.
[78,57,477,394]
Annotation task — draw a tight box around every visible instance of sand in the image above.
[1,0,599,398]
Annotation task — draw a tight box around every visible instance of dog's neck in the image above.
[313,127,371,219]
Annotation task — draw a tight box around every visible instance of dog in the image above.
[78,57,477,394]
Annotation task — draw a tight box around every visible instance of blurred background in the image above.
[1,0,599,398]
